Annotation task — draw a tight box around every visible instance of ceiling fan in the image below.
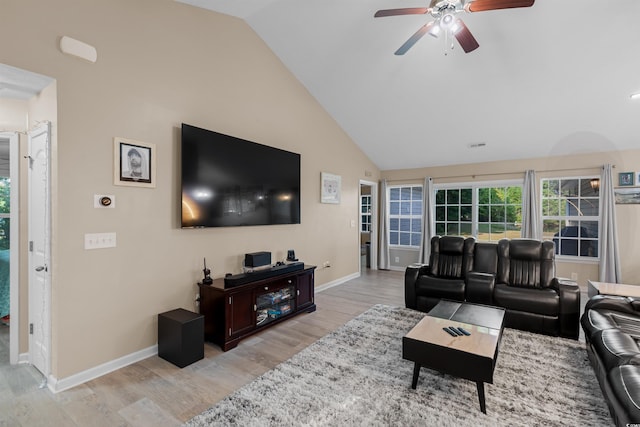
[374,0,534,55]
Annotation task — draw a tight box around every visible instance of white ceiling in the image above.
[179,0,640,170]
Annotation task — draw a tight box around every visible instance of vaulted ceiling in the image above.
[178,0,640,170]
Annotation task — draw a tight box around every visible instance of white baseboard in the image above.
[18,352,29,364]
[316,272,361,293]
[47,344,158,393]
[42,272,362,393]
[389,266,406,272]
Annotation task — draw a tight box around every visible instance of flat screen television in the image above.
[181,123,301,228]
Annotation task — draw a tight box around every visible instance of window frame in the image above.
[540,175,600,262]
[433,179,524,242]
[361,194,372,233]
[387,184,423,250]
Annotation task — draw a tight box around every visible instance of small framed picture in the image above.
[113,137,156,188]
[618,172,634,187]
[320,172,341,204]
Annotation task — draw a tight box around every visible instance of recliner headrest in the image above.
[439,236,465,254]
[509,239,543,260]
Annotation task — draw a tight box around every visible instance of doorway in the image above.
[359,180,378,273]
[0,132,18,365]
[0,63,54,380]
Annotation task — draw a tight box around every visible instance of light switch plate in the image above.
[85,232,117,249]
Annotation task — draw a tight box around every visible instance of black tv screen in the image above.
[181,124,301,228]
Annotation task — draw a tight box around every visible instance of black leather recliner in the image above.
[404,235,475,312]
[405,237,581,339]
[581,295,640,426]
[493,239,580,339]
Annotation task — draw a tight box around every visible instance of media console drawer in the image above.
[198,265,316,351]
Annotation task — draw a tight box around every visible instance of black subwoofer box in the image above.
[158,308,204,368]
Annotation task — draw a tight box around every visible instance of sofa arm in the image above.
[554,278,581,339]
[405,264,428,310]
[585,294,636,314]
[465,271,495,305]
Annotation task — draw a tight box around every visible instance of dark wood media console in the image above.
[198,265,316,351]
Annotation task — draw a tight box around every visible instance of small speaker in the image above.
[245,251,271,268]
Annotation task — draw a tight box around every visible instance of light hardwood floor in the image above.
[0,269,407,427]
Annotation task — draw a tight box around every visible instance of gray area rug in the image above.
[186,304,611,426]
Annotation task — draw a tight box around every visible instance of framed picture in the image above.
[615,188,640,204]
[113,137,156,188]
[618,172,634,187]
[321,172,341,204]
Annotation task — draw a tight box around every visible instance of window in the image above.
[541,177,599,259]
[388,186,422,248]
[435,182,522,242]
[361,195,371,232]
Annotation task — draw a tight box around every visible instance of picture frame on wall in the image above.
[615,188,640,204]
[320,172,341,204]
[114,137,156,188]
[618,172,634,187]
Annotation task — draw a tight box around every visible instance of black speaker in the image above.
[245,251,271,267]
[287,249,298,262]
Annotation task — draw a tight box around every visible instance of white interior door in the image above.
[28,122,51,379]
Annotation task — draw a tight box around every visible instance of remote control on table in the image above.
[443,327,457,337]
[456,327,471,336]
[447,326,463,336]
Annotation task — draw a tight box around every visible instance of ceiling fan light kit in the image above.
[374,0,535,55]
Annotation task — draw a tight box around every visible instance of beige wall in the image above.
[0,99,28,131]
[1,0,380,379]
[382,149,640,287]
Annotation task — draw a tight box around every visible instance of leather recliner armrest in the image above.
[465,271,495,305]
[585,294,636,314]
[405,264,428,310]
[553,278,581,339]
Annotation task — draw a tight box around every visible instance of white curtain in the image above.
[599,164,621,283]
[521,169,540,239]
[418,177,434,263]
[378,179,390,270]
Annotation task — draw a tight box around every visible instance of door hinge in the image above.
[228,296,232,305]
[29,241,33,252]
[30,323,34,334]
[228,328,232,337]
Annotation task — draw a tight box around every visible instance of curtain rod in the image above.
[385,165,614,182]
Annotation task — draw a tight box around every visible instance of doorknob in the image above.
[35,265,47,272]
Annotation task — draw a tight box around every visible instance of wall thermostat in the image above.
[94,194,115,208]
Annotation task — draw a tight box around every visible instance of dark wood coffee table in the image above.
[402,300,506,414]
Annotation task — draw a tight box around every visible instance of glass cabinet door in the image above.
[255,285,295,327]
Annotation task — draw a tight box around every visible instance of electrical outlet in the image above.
[571,272,578,281]
[395,257,400,263]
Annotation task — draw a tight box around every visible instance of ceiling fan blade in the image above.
[453,18,479,53]
[466,0,534,12]
[374,7,429,18]
[394,22,435,55]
